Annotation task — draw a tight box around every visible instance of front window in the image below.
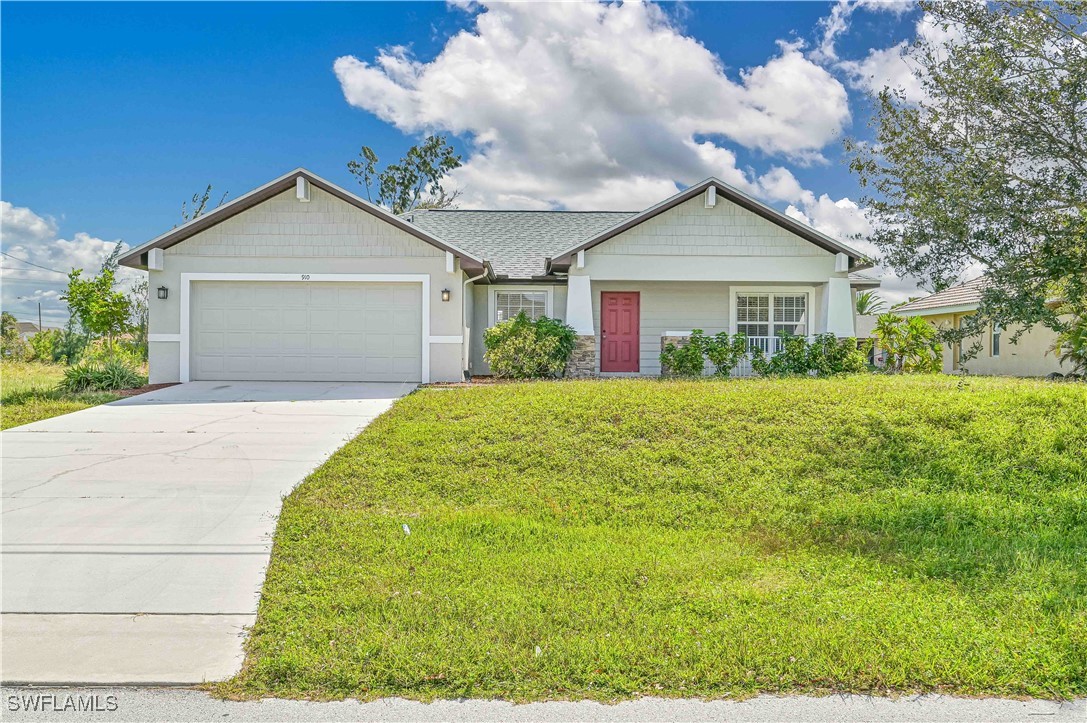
[736,294,769,337]
[494,291,547,323]
[773,294,808,336]
[992,323,1002,357]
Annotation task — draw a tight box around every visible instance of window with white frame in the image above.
[736,294,770,337]
[736,293,808,337]
[992,323,1002,357]
[773,294,808,336]
[493,290,548,324]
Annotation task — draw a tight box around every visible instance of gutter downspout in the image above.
[462,264,489,381]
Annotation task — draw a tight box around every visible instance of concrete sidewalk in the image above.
[1,381,412,685]
[0,688,1082,722]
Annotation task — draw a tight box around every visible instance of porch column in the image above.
[564,275,596,377]
[825,276,856,337]
[566,275,594,335]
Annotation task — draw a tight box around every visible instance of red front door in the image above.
[600,292,640,372]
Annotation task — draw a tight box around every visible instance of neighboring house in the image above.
[119,169,877,384]
[16,322,40,341]
[896,277,1064,376]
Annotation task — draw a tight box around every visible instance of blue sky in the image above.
[2,1,925,325]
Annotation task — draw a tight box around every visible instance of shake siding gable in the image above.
[167,187,444,259]
[587,195,826,258]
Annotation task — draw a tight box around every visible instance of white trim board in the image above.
[179,272,432,383]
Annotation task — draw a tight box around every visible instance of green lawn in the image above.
[0,360,123,430]
[226,376,1087,701]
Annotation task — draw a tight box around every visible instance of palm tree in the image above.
[856,290,888,316]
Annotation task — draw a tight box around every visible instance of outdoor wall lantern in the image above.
[157,286,169,300]
[441,288,451,302]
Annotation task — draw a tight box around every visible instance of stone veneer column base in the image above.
[564,335,597,378]
[660,335,692,377]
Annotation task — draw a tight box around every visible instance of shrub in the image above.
[484,313,576,379]
[60,358,145,392]
[875,313,943,373]
[750,332,871,377]
[80,340,145,368]
[28,328,61,363]
[704,332,748,377]
[660,330,707,377]
[807,334,872,376]
[52,327,90,364]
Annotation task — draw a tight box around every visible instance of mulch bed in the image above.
[113,382,180,398]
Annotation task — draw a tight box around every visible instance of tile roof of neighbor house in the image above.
[405,209,637,278]
[16,322,39,333]
[895,276,987,314]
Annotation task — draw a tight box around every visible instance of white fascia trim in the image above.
[489,285,555,326]
[149,333,181,343]
[179,272,432,384]
[897,303,978,317]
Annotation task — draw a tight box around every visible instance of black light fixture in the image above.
[157,286,169,300]
[441,288,451,302]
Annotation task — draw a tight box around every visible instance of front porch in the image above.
[563,278,857,378]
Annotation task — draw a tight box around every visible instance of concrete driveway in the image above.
[1,381,412,685]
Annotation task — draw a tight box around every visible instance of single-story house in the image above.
[118,168,878,384]
[895,277,1064,376]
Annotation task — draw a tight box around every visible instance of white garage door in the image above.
[190,281,422,382]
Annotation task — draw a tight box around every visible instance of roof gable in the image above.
[548,178,871,272]
[118,169,484,271]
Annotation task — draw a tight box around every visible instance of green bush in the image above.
[807,334,872,376]
[662,331,750,378]
[659,330,707,377]
[483,313,576,379]
[704,332,748,377]
[875,313,943,373]
[60,358,145,392]
[751,332,871,377]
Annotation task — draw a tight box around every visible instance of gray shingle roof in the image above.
[896,276,986,314]
[405,210,636,278]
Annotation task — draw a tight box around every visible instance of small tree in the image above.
[1,312,30,360]
[874,314,943,374]
[348,135,462,214]
[62,265,132,355]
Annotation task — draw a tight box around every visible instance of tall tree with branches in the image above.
[847,0,1087,348]
[348,135,462,214]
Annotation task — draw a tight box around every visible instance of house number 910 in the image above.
[301,274,310,280]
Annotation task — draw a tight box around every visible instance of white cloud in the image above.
[832,9,967,101]
[811,0,913,65]
[1,201,142,326]
[334,0,851,210]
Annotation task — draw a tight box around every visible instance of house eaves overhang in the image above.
[118,168,487,273]
[897,303,979,317]
[546,177,873,275]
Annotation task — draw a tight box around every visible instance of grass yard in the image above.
[0,360,123,430]
[226,376,1087,701]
